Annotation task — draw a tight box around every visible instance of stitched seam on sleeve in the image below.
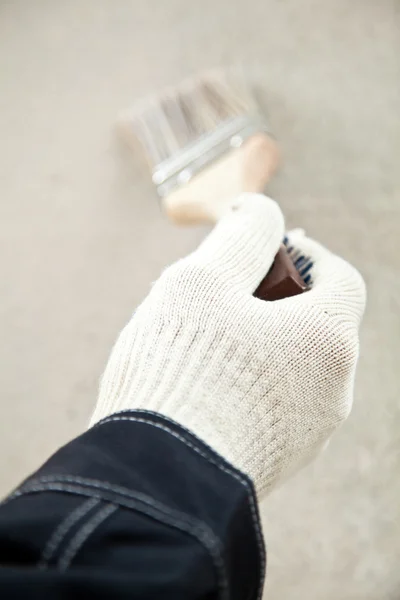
[58,503,117,571]
[38,497,100,569]
[96,409,245,474]
[10,475,219,532]
[96,413,265,598]
[7,481,227,600]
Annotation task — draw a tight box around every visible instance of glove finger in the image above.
[192,193,285,293]
[286,229,366,324]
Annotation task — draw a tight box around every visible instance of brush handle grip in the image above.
[254,246,308,301]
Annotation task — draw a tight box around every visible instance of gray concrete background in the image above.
[0,1,399,598]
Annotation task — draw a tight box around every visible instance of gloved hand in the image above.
[90,193,366,497]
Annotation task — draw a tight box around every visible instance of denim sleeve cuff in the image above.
[4,409,265,600]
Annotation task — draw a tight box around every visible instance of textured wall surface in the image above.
[0,1,399,598]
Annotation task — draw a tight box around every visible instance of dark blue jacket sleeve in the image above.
[0,410,265,599]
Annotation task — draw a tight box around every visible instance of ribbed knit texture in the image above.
[90,194,366,496]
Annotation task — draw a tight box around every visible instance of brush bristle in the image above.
[283,236,314,286]
[121,69,260,167]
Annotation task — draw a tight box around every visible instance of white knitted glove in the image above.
[90,193,366,496]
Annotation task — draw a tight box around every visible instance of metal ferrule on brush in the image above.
[152,115,270,198]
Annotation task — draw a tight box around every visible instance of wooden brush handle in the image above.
[163,133,280,225]
[254,246,308,301]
